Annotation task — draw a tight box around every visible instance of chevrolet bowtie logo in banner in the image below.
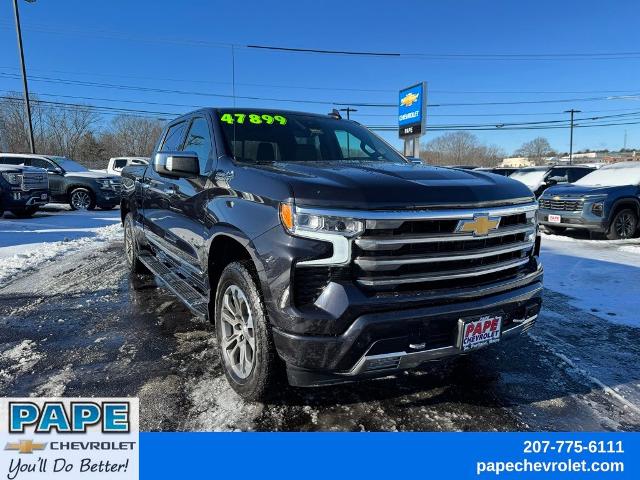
[398,82,427,139]
[1,397,139,479]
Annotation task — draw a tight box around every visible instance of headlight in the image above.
[279,203,364,237]
[591,202,604,216]
[1,172,23,185]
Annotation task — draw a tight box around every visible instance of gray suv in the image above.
[0,154,120,210]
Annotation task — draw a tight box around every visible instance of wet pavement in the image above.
[0,240,639,431]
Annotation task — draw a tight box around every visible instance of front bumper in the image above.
[538,209,606,232]
[94,188,120,207]
[1,189,49,209]
[274,275,543,387]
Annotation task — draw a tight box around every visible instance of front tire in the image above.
[544,225,566,235]
[607,209,638,240]
[123,212,148,274]
[9,207,37,218]
[69,188,96,211]
[215,261,278,401]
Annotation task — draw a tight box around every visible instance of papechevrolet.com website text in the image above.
[0,0,638,478]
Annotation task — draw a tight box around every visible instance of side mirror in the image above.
[49,167,63,175]
[154,152,200,178]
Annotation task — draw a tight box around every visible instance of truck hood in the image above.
[542,183,636,198]
[251,161,534,208]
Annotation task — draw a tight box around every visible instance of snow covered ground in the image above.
[0,206,122,286]
[540,231,640,327]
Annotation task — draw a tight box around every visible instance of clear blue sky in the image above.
[1,0,639,155]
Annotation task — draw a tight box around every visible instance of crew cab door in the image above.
[143,117,214,273]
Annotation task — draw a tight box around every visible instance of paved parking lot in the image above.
[0,210,639,431]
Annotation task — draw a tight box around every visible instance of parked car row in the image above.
[0,153,133,217]
[449,162,639,239]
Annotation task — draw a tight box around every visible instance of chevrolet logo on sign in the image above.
[5,440,47,454]
[400,92,419,107]
[455,214,501,236]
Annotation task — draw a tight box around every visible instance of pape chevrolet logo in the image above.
[400,92,419,107]
[455,214,501,236]
[4,440,46,454]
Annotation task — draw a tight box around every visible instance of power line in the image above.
[2,72,639,109]
[3,21,640,61]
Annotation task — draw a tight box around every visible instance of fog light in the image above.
[591,202,604,216]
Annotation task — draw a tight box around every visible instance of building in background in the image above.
[500,157,534,168]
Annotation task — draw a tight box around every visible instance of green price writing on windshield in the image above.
[220,113,287,125]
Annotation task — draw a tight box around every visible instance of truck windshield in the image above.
[48,156,89,172]
[216,110,407,165]
[509,169,548,189]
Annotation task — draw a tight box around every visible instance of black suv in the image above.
[509,165,595,198]
[539,162,640,239]
[0,164,49,217]
[0,154,121,210]
[120,108,543,400]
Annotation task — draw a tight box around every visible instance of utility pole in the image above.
[564,109,581,165]
[624,129,628,150]
[339,107,357,120]
[12,0,36,154]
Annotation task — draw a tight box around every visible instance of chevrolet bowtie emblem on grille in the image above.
[5,440,47,454]
[455,214,501,236]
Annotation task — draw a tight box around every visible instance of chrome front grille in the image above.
[21,171,49,191]
[352,203,537,292]
[539,198,583,211]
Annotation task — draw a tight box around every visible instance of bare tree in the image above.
[101,115,164,158]
[0,92,47,153]
[420,131,505,167]
[44,105,99,159]
[514,137,555,165]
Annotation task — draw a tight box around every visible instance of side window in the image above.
[549,168,568,182]
[113,159,127,169]
[183,117,212,173]
[568,168,592,182]
[161,122,187,152]
[30,158,54,170]
[0,157,26,165]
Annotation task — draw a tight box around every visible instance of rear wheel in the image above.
[69,188,96,211]
[607,209,638,240]
[123,212,148,274]
[215,261,278,401]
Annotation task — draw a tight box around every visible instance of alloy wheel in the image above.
[220,285,256,379]
[615,212,635,239]
[124,220,135,266]
[71,191,91,210]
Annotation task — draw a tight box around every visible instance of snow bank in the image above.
[541,235,640,327]
[0,207,122,287]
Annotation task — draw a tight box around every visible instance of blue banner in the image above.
[141,432,638,479]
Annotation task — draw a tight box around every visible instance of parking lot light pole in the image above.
[12,0,36,154]
[564,109,581,165]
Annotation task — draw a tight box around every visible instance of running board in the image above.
[138,253,209,320]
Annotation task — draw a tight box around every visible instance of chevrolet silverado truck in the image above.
[0,163,49,217]
[120,108,543,400]
[539,161,640,239]
[0,154,121,210]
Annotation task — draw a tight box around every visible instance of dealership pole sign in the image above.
[398,82,427,138]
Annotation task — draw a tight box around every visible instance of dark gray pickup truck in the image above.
[0,164,49,217]
[120,108,543,400]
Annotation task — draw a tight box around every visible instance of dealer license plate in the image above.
[548,214,561,223]
[457,315,502,351]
